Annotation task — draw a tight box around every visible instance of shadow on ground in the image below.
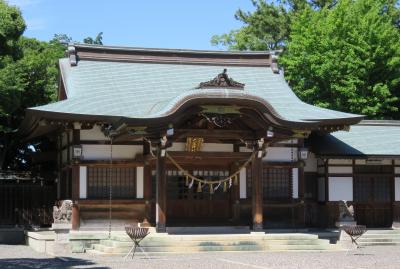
[0,257,110,269]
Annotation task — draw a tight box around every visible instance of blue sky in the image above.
[7,0,255,50]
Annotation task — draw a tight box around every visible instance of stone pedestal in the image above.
[51,223,72,255]
[335,220,357,250]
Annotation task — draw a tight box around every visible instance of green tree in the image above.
[0,0,68,168]
[211,0,337,50]
[280,0,400,118]
[83,32,103,45]
[0,0,25,57]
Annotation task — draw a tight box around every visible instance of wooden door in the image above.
[166,168,232,226]
[354,166,393,227]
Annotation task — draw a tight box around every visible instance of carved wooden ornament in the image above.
[197,69,245,90]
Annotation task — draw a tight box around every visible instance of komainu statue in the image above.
[338,200,354,221]
[53,200,73,223]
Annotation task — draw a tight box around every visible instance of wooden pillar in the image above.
[298,139,305,200]
[251,155,263,231]
[70,165,80,229]
[392,160,400,227]
[156,146,167,232]
[143,166,152,224]
[72,203,80,230]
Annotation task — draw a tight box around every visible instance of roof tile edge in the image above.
[68,43,275,68]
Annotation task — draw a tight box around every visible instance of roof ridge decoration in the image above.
[196,69,245,90]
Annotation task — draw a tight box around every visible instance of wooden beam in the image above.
[144,165,152,224]
[252,155,263,231]
[71,165,79,201]
[174,129,256,140]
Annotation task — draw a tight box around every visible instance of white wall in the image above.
[264,147,298,162]
[395,177,400,201]
[395,167,400,174]
[328,159,353,165]
[328,166,353,174]
[304,153,317,172]
[81,145,142,160]
[80,125,109,141]
[292,168,299,198]
[79,166,87,199]
[328,177,353,201]
[136,167,144,199]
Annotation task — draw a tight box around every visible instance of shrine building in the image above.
[20,44,400,232]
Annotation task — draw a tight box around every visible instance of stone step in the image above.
[358,242,400,246]
[360,234,400,239]
[110,233,319,242]
[92,242,336,254]
[100,238,329,248]
[166,226,250,234]
[358,238,400,243]
[364,230,400,235]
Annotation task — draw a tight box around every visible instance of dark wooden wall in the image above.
[0,181,56,227]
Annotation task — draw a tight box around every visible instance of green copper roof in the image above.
[310,121,400,157]
[29,57,361,124]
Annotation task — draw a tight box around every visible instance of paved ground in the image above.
[0,245,399,269]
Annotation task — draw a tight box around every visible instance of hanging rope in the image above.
[108,137,113,239]
[166,151,256,185]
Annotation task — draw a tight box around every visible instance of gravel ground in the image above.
[0,245,400,269]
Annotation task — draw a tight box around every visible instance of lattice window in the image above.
[192,170,229,200]
[246,166,292,200]
[87,167,136,199]
[263,168,292,200]
[167,170,188,200]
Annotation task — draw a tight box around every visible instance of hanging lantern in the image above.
[223,181,227,192]
[197,182,202,193]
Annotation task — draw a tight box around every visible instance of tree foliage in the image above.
[212,0,400,119]
[0,1,105,169]
[83,32,103,45]
[0,0,25,57]
[280,0,400,118]
[211,0,337,50]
